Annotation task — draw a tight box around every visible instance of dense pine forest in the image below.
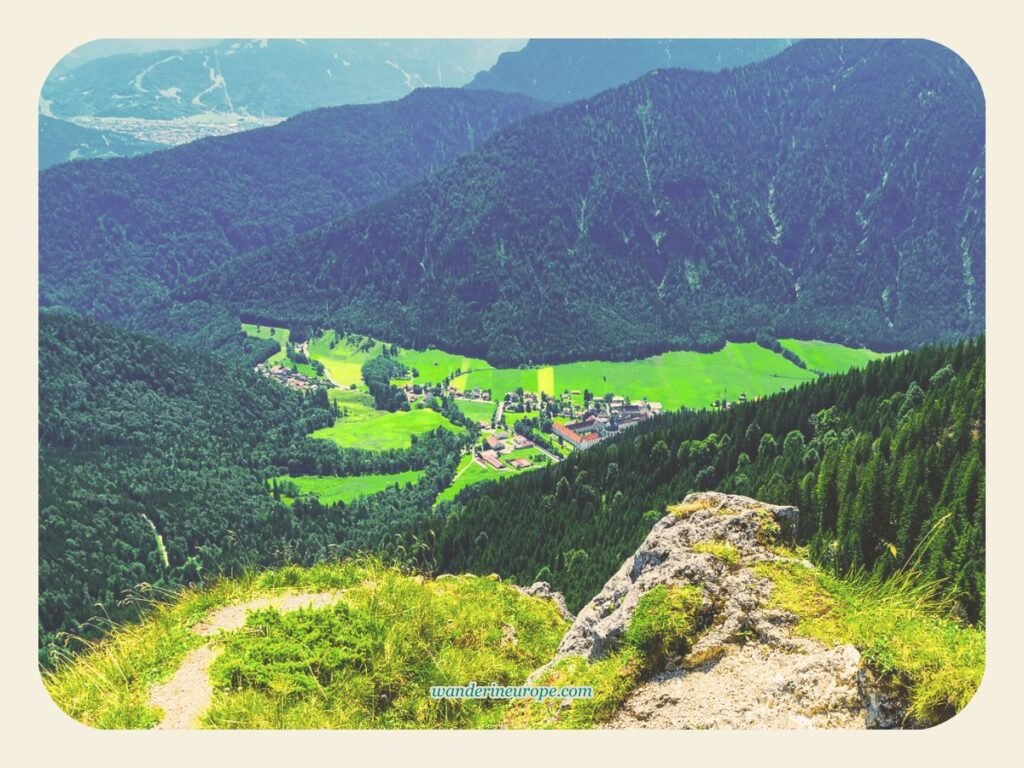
[431,338,985,621]
[187,39,983,365]
[38,312,469,658]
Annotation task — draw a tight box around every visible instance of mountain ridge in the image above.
[188,39,983,365]
[466,38,792,102]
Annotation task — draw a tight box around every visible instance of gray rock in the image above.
[516,581,574,622]
[528,491,910,729]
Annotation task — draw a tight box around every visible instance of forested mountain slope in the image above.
[429,338,985,622]
[38,312,464,655]
[39,88,548,329]
[466,38,790,102]
[193,39,984,365]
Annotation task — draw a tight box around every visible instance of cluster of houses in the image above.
[551,399,663,451]
[478,431,537,471]
[254,363,325,392]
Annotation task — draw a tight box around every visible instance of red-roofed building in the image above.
[510,458,532,469]
[480,450,504,469]
[552,421,601,451]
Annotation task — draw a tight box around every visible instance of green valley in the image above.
[243,322,891,508]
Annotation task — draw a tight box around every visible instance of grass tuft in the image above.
[43,557,569,730]
[667,499,714,518]
[755,560,984,726]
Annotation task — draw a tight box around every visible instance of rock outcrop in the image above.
[517,581,574,622]
[541,491,909,729]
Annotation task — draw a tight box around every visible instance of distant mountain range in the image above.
[467,38,792,102]
[38,38,786,164]
[183,39,984,364]
[46,39,219,77]
[39,115,162,169]
[40,39,985,367]
[41,38,526,120]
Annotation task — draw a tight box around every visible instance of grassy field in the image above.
[307,332,379,387]
[499,445,553,470]
[272,471,425,506]
[452,342,821,411]
[779,339,888,374]
[311,406,463,451]
[241,323,290,366]
[397,347,491,386]
[42,559,568,729]
[435,446,548,506]
[327,388,379,419]
[307,331,491,388]
[455,399,497,425]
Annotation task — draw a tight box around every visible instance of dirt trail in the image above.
[149,590,346,729]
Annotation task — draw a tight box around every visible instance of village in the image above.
[398,376,666,479]
[253,361,326,392]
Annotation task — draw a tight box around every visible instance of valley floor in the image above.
[243,324,889,509]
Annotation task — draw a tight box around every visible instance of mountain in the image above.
[46,39,219,77]
[39,115,163,169]
[466,38,792,102]
[42,38,526,120]
[39,88,548,342]
[191,39,983,365]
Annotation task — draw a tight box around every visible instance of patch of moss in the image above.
[753,507,782,544]
[692,540,741,566]
[667,498,715,518]
[503,648,643,729]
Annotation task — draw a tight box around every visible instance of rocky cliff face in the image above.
[537,491,908,729]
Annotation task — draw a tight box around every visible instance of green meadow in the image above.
[311,406,463,451]
[294,328,884,413]
[307,331,491,388]
[272,471,425,507]
[241,323,290,365]
[306,332,380,387]
[779,339,888,374]
[327,388,379,419]
[455,399,497,425]
[452,342,826,411]
[499,445,553,470]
